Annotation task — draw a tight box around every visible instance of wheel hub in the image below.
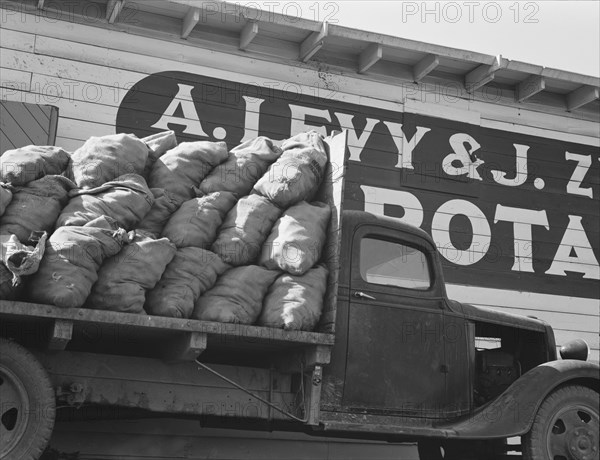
[547,404,599,460]
[0,365,30,457]
[566,427,598,460]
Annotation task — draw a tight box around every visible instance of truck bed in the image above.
[0,132,347,367]
[0,300,335,363]
[0,132,347,431]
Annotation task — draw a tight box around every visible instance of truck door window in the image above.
[360,237,431,290]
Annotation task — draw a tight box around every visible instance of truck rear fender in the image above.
[443,359,599,439]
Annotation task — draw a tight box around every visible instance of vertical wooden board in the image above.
[48,319,73,350]
[47,105,58,145]
[315,131,348,334]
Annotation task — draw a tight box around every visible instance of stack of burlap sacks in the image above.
[0,130,331,332]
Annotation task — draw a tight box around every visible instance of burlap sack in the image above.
[211,194,283,266]
[56,174,153,230]
[0,145,70,186]
[136,188,181,237]
[162,191,237,248]
[192,265,279,324]
[260,201,330,275]
[253,131,328,208]
[1,232,47,286]
[68,133,149,189]
[148,141,228,204]
[0,183,13,215]
[28,216,129,308]
[87,233,176,313]
[145,248,229,319]
[142,130,177,177]
[0,232,48,300]
[198,137,282,196]
[0,175,74,244]
[258,265,328,331]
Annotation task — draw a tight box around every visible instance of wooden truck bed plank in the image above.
[0,301,336,348]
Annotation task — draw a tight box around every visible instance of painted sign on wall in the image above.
[116,71,600,299]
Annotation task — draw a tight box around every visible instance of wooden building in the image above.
[1,1,598,457]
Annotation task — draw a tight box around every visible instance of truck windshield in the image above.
[360,238,431,290]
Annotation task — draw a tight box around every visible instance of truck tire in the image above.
[523,384,599,460]
[0,338,55,460]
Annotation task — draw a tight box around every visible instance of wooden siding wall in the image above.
[0,8,598,367]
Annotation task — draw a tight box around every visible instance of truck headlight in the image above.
[559,339,589,361]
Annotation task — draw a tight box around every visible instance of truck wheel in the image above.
[0,339,56,460]
[523,385,599,460]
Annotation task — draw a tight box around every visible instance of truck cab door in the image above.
[342,223,449,417]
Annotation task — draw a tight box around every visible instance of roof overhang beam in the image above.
[516,75,546,102]
[566,85,599,111]
[413,54,439,82]
[358,43,382,74]
[182,7,200,39]
[300,22,328,63]
[239,21,258,50]
[106,0,124,24]
[465,55,507,93]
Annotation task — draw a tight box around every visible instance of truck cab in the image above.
[328,210,556,416]
[319,210,599,459]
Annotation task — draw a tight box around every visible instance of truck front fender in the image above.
[440,359,599,439]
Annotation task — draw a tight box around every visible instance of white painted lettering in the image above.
[565,152,594,199]
[382,122,431,169]
[442,133,484,180]
[150,84,208,136]
[240,96,265,142]
[491,143,530,186]
[334,113,379,162]
[289,105,331,137]
[546,215,600,280]
[360,185,424,227]
[494,205,549,272]
[432,200,491,265]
